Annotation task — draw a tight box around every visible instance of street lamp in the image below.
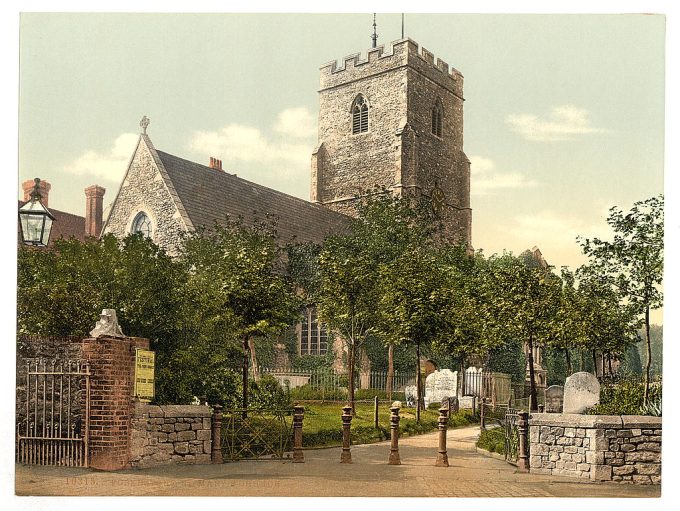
[18,178,55,247]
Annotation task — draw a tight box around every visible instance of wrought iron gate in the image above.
[503,408,519,464]
[16,359,90,467]
[221,409,294,461]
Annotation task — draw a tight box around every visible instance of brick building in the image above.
[102,37,472,359]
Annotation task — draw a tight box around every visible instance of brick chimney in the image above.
[209,157,223,171]
[22,178,51,206]
[84,185,106,237]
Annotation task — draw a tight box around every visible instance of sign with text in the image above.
[134,348,155,401]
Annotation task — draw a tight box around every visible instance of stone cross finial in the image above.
[89,309,125,338]
[140,115,150,134]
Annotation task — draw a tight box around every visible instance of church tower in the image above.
[311,38,472,245]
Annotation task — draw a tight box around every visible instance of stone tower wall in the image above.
[313,38,471,245]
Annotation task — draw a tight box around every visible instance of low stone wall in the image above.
[529,413,661,484]
[130,402,212,469]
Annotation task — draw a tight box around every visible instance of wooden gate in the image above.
[15,359,91,467]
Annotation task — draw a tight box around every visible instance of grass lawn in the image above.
[300,402,478,448]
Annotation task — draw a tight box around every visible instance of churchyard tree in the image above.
[179,219,301,411]
[578,195,663,404]
[316,194,432,412]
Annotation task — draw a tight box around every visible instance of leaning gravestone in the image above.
[563,372,600,413]
[404,385,417,408]
[424,369,458,408]
[545,385,564,413]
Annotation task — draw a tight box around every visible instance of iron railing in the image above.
[221,408,294,461]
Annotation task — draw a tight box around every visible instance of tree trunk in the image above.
[242,337,249,418]
[607,352,613,376]
[644,305,652,406]
[565,348,572,376]
[386,343,394,400]
[415,340,422,422]
[579,350,585,372]
[527,333,538,412]
[347,341,356,415]
[601,352,606,377]
[592,350,598,377]
[249,337,259,382]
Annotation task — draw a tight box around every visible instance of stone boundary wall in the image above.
[130,402,212,469]
[529,413,661,485]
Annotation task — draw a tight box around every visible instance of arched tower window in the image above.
[131,212,153,239]
[431,100,443,138]
[351,95,369,134]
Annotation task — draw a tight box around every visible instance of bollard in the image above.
[293,405,305,463]
[517,411,529,472]
[480,397,486,431]
[340,405,353,463]
[388,402,401,465]
[374,395,379,429]
[211,404,223,464]
[435,404,449,467]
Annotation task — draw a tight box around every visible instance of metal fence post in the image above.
[388,402,401,465]
[517,411,529,472]
[340,405,353,463]
[211,404,223,464]
[435,404,449,467]
[293,405,304,463]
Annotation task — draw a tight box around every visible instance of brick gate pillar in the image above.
[81,334,149,470]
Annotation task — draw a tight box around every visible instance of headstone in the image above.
[424,369,458,407]
[89,309,125,338]
[459,395,476,410]
[404,385,417,408]
[545,385,564,413]
[563,372,600,413]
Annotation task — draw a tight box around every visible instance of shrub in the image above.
[587,378,662,416]
[249,374,291,409]
[476,427,505,455]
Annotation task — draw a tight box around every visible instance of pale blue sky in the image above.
[15,12,667,321]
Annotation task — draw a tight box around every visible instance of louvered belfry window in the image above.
[432,103,443,138]
[352,95,369,134]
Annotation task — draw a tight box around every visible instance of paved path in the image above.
[15,425,660,498]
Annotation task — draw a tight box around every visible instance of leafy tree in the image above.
[483,252,562,411]
[179,220,301,410]
[316,194,431,411]
[579,195,663,403]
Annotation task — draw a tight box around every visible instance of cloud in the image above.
[469,155,538,195]
[505,105,607,141]
[189,107,317,181]
[273,107,317,138]
[63,133,138,182]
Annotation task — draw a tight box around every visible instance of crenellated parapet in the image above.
[319,38,463,97]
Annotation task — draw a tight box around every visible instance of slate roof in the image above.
[17,200,87,247]
[156,150,351,245]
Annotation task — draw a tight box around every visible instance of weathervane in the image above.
[140,115,150,134]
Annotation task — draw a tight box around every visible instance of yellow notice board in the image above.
[134,348,155,401]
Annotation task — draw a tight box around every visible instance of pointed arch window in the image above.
[431,101,443,138]
[131,212,153,239]
[352,95,369,134]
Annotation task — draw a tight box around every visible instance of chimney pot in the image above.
[209,157,222,171]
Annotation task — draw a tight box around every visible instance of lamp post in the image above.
[18,178,55,247]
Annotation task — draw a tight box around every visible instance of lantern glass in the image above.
[18,199,55,246]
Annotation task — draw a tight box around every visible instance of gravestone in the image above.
[563,372,600,413]
[545,385,564,413]
[424,369,458,408]
[459,395,476,410]
[404,386,417,408]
